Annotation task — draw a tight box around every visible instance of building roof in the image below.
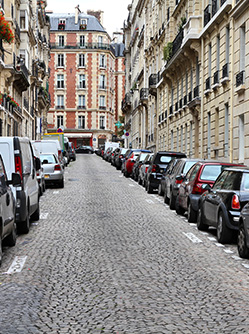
[49,12,106,32]
[111,43,125,57]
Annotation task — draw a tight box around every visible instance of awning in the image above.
[65,133,92,138]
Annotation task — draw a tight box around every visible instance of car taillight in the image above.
[119,155,123,158]
[175,179,183,184]
[231,194,240,210]
[151,164,157,173]
[15,156,23,181]
[58,150,62,157]
[145,167,148,172]
[54,164,61,171]
[192,183,204,194]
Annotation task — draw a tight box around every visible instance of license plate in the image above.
[160,169,164,173]
[44,174,50,179]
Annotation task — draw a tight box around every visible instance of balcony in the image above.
[188,91,192,102]
[205,77,211,94]
[183,95,188,107]
[169,105,173,116]
[204,5,211,26]
[172,29,184,58]
[56,105,65,109]
[221,63,229,85]
[235,71,245,94]
[51,42,116,55]
[13,62,30,93]
[213,70,219,85]
[140,88,149,102]
[99,106,106,110]
[77,105,86,109]
[175,102,178,112]
[121,93,132,113]
[149,72,161,96]
[194,86,199,98]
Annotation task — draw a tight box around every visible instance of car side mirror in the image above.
[202,183,211,191]
[7,172,22,187]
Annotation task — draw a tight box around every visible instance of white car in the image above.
[40,153,64,188]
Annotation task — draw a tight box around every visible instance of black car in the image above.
[197,167,249,244]
[146,151,187,193]
[138,153,154,187]
[238,202,249,258]
[75,145,94,154]
[163,158,200,209]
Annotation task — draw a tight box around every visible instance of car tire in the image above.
[0,242,2,266]
[237,223,249,259]
[147,181,153,194]
[138,176,142,185]
[217,211,233,244]
[31,202,40,221]
[175,196,185,215]
[163,191,170,204]
[187,202,197,222]
[197,208,209,231]
[124,171,129,178]
[4,223,17,247]
[169,193,176,210]
[158,183,163,196]
[18,212,30,234]
[58,178,64,188]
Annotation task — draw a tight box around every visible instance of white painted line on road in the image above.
[189,223,196,227]
[6,256,27,274]
[207,237,217,242]
[53,191,59,194]
[31,222,39,226]
[183,232,203,243]
[224,249,234,254]
[231,255,242,261]
[119,175,123,178]
[40,213,49,219]
[146,199,154,204]
[129,184,135,187]
[215,243,225,247]
[242,263,249,269]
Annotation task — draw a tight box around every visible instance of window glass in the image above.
[20,142,32,174]
[200,165,222,181]
[183,161,198,174]
[242,173,249,190]
[189,165,200,182]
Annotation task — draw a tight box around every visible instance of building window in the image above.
[57,54,64,67]
[98,36,103,47]
[79,35,85,47]
[78,95,85,108]
[170,130,173,150]
[58,35,64,47]
[99,95,106,109]
[58,19,66,30]
[79,74,86,88]
[224,103,229,157]
[79,54,85,67]
[100,116,105,129]
[100,75,105,89]
[100,54,106,68]
[57,95,64,108]
[57,74,64,88]
[57,115,64,128]
[78,115,85,129]
[20,10,28,30]
[189,122,193,157]
[239,114,244,162]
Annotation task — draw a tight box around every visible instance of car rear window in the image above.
[214,170,242,190]
[200,165,223,181]
[154,155,173,164]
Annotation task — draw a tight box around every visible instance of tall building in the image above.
[47,6,125,149]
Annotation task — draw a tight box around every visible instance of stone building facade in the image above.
[0,0,50,138]
[122,0,249,165]
[47,7,125,149]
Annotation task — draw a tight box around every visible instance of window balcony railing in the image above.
[175,102,178,112]
[205,77,211,90]
[149,73,160,87]
[204,5,211,26]
[140,88,149,100]
[188,91,192,102]
[100,126,105,130]
[77,105,86,109]
[179,98,183,109]
[77,84,86,89]
[50,42,116,55]
[222,63,228,78]
[172,29,184,57]
[165,110,167,119]
[57,84,65,89]
[99,106,106,110]
[194,86,199,98]
[56,105,65,109]
[213,70,219,84]
[184,95,188,106]
[169,105,173,115]
[212,0,218,17]
[162,112,164,121]
[58,23,65,30]
[99,85,106,90]
[236,71,245,87]
[158,115,161,123]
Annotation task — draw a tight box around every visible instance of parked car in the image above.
[105,147,114,162]
[114,148,128,170]
[75,145,94,154]
[163,158,201,209]
[0,154,21,265]
[146,151,187,193]
[40,153,64,188]
[68,142,76,161]
[131,152,151,181]
[0,137,40,234]
[158,158,179,196]
[238,202,249,258]
[123,149,151,177]
[32,139,65,168]
[176,161,245,223]
[197,166,249,244]
[32,145,46,197]
[138,153,154,187]
[111,147,121,166]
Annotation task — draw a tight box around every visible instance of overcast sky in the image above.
[46,0,131,36]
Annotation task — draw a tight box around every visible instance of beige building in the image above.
[122,0,249,165]
[0,0,50,138]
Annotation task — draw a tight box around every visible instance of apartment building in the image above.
[0,0,50,138]
[122,0,249,165]
[47,6,125,149]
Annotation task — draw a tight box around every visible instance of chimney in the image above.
[87,10,104,26]
[75,5,81,25]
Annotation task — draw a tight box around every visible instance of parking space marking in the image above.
[224,249,234,254]
[183,232,203,243]
[242,263,249,269]
[231,255,242,261]
[6,256,27,274]
[129,184,135,187]
[146,199,154,204]
[53,191,59,194]
[215,243,225,248]
[40,213,49,219]
[207,237,217,242]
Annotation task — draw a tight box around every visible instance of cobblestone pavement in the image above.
[0,155,249,334]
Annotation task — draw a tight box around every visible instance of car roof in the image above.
[221,166,249,172]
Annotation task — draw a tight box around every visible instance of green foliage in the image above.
[178,17,186,32]
[163,42,173,61]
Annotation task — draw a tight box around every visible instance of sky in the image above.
[46,0,131,36]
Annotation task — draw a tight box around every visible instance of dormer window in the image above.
[58,19,66,30]
[80,19,87,30]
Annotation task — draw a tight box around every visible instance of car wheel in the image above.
[0,242,2,266]
[169,193,176,210]
[187,202,197,222]
[58,178,64,188]
[147,181,153,194]
[164,191,170,204]
[138,176,142,185]
[175,196,185,215]
[31,201,40,221]
[17,212,30,234]
[237,223,249,258]
[4,222,17,247]
[158,183,163,196]
[197,207,209,231]
[217,211,233,244]
[124,171,129,178]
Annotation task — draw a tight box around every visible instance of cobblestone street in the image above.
[0,155,249,334]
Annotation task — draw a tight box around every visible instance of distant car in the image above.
[146,151,187,193]
[68,142,76,161]
[32,144,46,197]
[0,154,21,265]
[197,166,249,244]
[176,161,245,223]
[40,153,64,188]
[123,149,151,177]
[163,158,201,209]
[114,148,128,170]
[131,152,151,181]
[138,153,154,187]
[75,145,94,154]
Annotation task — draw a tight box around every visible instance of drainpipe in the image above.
[229,15,234,163]
[200,36,204,158]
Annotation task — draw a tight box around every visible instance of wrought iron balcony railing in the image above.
[222,63,228,78]
[213,70,219,84]
[236,71,245,87]
[205,77,211,90]
[140,88,149,100]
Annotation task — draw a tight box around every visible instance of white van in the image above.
[0,137,40,234]
[31,140,64,167]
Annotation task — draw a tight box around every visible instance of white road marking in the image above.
[40,213,49,219]
[242,263,249,269]
[215,243,225,247]
[146,199,154,204]
[208,237,217,241]
[232,255,242,261]
[189,223,196,227]
[31,222,39,226]
[129,184,135,187]
[6,256,27,274]
[183,232,203,243]
[53,191,59,194]
[223,249,234,254]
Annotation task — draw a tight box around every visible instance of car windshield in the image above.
[183,161,198,174]
[200,165,223,181]
[214,170,242,190]
[41,154,57,164]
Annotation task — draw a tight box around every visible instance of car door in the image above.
[179,164,201,210]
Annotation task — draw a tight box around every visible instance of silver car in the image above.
[40,153,64,188]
